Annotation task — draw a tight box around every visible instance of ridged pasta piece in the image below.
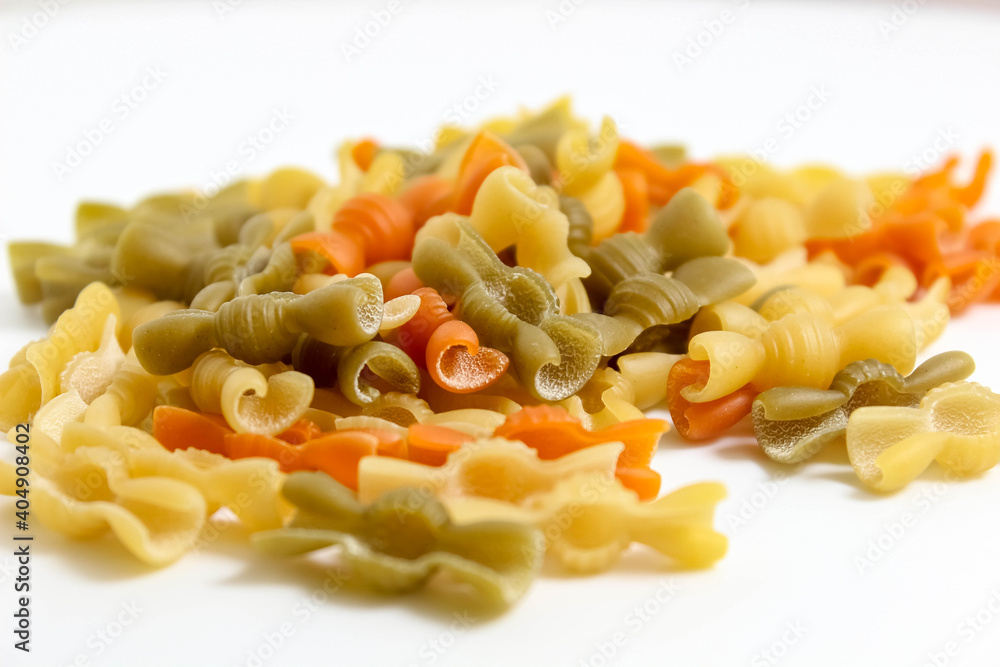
[667,359,757,440]
[685,306,918,402]
[446,476,728,573]
[252,471,544,606]
[616,168,650,233]
[616,351,683,410]
[559,367,647,432]
[189,350,315,435]
[133,274,384,375]
[452,131,529,215]
[754,352,976,464]
[515,143,554,186]
[413,222,602,401]
[464,165,591,292]
[729,197,807,263]
[847,381,1000,491]
[290,193,414,277]
[575,170,626,243]
[292,337,421,405]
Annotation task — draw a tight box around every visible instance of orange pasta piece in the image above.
[613,140,708,206]
[406,423,473,466]
[152,405,232,455]
[384,266,424,300]
[290,193,414,276]
[452,131,528,215]
[276,418,323,445]
[616,168,650,233]
[398,175,454,231]
[395,287,454,367]
[351,138,379,171]
[666,359,756,441]
[426,320,510,393]
[615,467,661,502]
[494,405,667,475]
[225,431,379,491]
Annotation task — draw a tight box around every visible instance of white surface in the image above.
[2,1,1000,665]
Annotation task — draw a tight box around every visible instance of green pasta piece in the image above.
[111,221,218,302]
[645,187,729,270]
[272,211,316,246]
[579,232,661,306]
[515,143,554,186]
[605,273,701,331]
[670,256,757,306]
[413,222,602,401]
[560,195,593,256]
[36,256,117,324]
[252,471,544,606]
[502,101,577,160]
[238,242,298,296]
[133,275,385,375]
[293,337,420,405]
[753,351,976,463]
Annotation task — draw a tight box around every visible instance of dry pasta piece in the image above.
[447,476,728,573]
[357,437,622,505]
[426,320,509,393]
[753,351,976,464]
[224,431,379,491]
[452,131,529,215]
[397,175,454,230]
[384,266,424,300]
[351,138,379,171]
[0,282,121,430]
[189,350,315,435]
[290,193,414,277]
[406,423,474,466]
[153,405,232,456]
[276,418,324,445]
[685,306,918,402]
[613,140,711,206]
[84,350,159,428]
[616,168,650,233]
[493,405,666,500]
[252,471,544,606]
[133,274,384,375]
[847,381,1000,491]
[667,359,757,440]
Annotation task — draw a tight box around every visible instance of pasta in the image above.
[133,274,384,375]
[252,471,544,606]
[753,351,976,463]
[447,476,728,573]
[4,97,999,610]
[847,381,1000,491]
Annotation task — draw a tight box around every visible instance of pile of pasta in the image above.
[3,98,999,607]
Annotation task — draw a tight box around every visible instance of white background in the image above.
[2,1,1000,665]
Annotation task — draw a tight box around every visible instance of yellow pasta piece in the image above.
[189,350,314,435]
[685,306,917,401]
[357,437,622,505]
[556,116,619,196]
[84,350,159,428]
[465,166,591,292]
[560,367,645,430]
[847,382,1000,491]
[379,294,421,332]
[575,170,625,243]
[729,197,807,263]
[616,352,684,410]
[2,283,121,429]
[447,476,728,573]
[59,314,125,404]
